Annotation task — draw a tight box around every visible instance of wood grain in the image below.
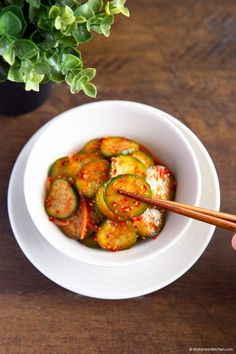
[0,1,236,353]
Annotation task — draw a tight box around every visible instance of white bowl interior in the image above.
[24,101,201,266]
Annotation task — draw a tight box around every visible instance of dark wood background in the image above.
[0,1,235,353]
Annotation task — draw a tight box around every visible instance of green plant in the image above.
[0,0,129,97]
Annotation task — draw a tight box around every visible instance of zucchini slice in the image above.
[80,233,100,248]
[48,157,71,179]
[59,193,88,239]
[131,151,154,169]
[131,208,165,238]
[146,165,176,200]
[96,184,122,221]
[75,159,109,198]
[49,152,101,179]
[45,179,78,219]
[83,138,102,153]
[139,144,161,165]
[101,137,139,157]
[96,219,137,251]
[69,151,102,173]
[104,174,151,219]
[110,155,146,178]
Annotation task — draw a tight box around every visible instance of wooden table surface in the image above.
[0,1,235,353]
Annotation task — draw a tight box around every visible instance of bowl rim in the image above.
[23,100,202,266]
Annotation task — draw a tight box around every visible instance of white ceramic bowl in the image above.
[24,101,201,266]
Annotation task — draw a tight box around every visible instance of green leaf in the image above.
[14,39,38,59]
[49,5,60,19]
[86,14,114,36]
[55,16,62,30]
[3,43,15,65]
[82,82,97,97]
[7,61,23,82]
[102,14,114,26]
[86,15,103,33]
[64,47,82,59]
[22,63,44,91]
[72,24,92,43]
[88,0,103,13]
[0,36,16,65]
[106,0,129,17]
[77,68,96,80]
[6,0,24,7]
[75,15,87,24]
[20,59,32,73]
[25,0,41,9]
[0,11,22,35]
[25,79,40,91]
[0,36,11,56]
[62,54,82,74]
[58,36,77,47]
[65,71,74,85]
[47,53,64,82]
[105,2,110,15]
[0,5,26,36]
[68,68,96,95]
[61,6,75,25]
[101,15,114,36]
[74,3,95,19]
[70,75,83,94]
[34,62,49,75]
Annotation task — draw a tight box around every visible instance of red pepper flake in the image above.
[121,206,130,213]
[68,177,74,185]
[159,168,170,179]
[111,247,118,252]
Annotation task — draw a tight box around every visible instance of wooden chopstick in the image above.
[117,190,236,233]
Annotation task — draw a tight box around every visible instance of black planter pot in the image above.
[0,81,52,116]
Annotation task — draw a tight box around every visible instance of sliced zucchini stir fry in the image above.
[104,174,151,219]
[75,159,109,198]
[45,179,78,219]
[45,136,176,251]
[131,151,154,169]
[101,136,139,157]
[110,155,146,178]
[97,220,137,251]
[96,184,121,221]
